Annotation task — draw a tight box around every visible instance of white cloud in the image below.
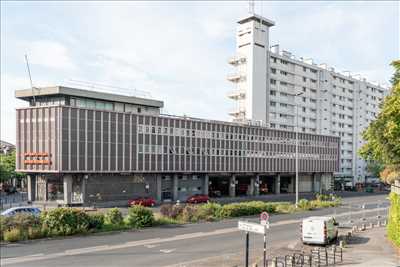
[26,40,76,71]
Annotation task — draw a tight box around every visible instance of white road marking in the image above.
[144,244,159,248]
[160,249,176,254]
[1,207,386,266]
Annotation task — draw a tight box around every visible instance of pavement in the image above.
[0,193,392,267]
[340,227,399,267]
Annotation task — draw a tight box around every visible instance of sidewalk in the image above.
[341,227,399,267]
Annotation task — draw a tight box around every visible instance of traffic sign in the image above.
[260,212,269,226]
[238,221,266,235]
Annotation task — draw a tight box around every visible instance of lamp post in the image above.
[287,91,304,208]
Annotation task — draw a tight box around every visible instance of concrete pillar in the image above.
[229,175,236,197]
[63,175,73,205]
[173,174,179,201]
[203,174,209,196]
[275,174,280,194]
[27,175,36,202]
[248,177,256,196]
[156,175,162,202]
[254,175,260,196]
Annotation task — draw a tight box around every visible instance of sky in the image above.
[1,1,399,144]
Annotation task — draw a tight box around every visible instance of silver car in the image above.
[1,207,41,217]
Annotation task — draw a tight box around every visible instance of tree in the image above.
[0,151,25,183]
[359,60,400,183]
[390,60,400,86]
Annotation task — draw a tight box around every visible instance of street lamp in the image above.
[287,91,304,208]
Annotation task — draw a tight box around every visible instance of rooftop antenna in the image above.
[248,0,255,14]
[24,54,36,105]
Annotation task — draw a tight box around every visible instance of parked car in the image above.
[1,207,41,217]
[186,194,209,204]
[301,216,338,245]
[128,197,156,207]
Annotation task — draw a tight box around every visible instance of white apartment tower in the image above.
[227,13,388,183]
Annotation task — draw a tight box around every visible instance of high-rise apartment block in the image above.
[228,14,388,183]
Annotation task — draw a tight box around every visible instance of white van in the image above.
[301,216,338,245]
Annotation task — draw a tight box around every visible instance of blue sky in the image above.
[1,1,399,143]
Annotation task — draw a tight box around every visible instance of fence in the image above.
[0,192,29,211]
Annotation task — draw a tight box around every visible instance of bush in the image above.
[88,213,105,230]
[275,203,296,213]
[3,228,25,242]
[217,201,276,218]
[196,202,222,221]
[388,192,400,247]
[28,227,43,239]
[105,208,124,226]
[179,205,199,222]
[41,208,90,236]
[297,199,311,210]
[125,205,154,228]
[160,204,173,217]
[1,214,40,232]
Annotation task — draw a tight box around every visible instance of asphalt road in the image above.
[0,193,389,267]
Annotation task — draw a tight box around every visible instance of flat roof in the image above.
[238,14,275,27]
[15,86,164,108]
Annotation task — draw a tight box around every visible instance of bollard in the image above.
[383,220,387,226]
[352,225,357,233]
[377,220,381,227]
[361,224,366,231]
[369,222,373,229]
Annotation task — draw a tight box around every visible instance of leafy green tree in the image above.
[359,60,400,183]
[390,60,400,86]
[0,151,25,183]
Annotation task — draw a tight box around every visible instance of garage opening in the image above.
[259,176,275,194]
[209,176,230,197]
[280,176,293,193]
[236,176,251,196]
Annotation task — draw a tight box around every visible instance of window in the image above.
[303,67,307,72]
[271,68,276,74]
[270,90,276,96]
[303,77,307,82]
[270,79,277,85]
[302,87,306,92]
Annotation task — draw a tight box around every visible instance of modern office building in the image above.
[227,13,388,184]
[16,86,340,206]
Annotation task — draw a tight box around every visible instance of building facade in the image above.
[16,86,340,206]
[227,14,388,184]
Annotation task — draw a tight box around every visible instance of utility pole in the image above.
[287,91,304,208]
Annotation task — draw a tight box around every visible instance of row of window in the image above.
[137,125,337,147]
[138,144,336,159]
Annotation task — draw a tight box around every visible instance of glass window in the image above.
[76,98,86,108]
[115,102,124,112]
[96,101,105,110]
[86,100,95,109]
[104,102,113,111]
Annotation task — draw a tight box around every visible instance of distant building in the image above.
[15,86,339,206]
[227,13,388,184]
[0,140,15,155]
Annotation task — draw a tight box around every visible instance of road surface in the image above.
[1,193,389,267]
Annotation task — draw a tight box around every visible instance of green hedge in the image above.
[387,192,400,247]
[125,206,154,228]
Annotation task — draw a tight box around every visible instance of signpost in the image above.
[238,212,270,267]
[260,212,269,267]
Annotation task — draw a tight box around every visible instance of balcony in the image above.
[227,73,245,83]
[228,108,246,117]
[227,90,246,99]
[228,55,246,65]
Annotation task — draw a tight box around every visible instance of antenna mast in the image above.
[248,0,255,14]
[24,54,36,105]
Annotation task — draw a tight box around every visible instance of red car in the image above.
[186,194,209,204]
[128,197,156,207]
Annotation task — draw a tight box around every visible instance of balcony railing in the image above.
[227,73,245,82]
[228,55,246,65]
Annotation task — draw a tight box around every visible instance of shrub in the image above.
[160,204,173,217]
[179,205,199,222]
[88,213,105,230]
[3,228,25,242]
[125,205,154,228]
[1,214,40,232]
[297,199,311,210]
[196,202,222,221]
[217,201,276,218]
[275,203,296,213]
[41,208,90,236]
[105,208,124,226]
[387,192,400,247]
[28,227,43,239]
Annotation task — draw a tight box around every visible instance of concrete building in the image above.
[16,86,340,206]
[227,13,388,184]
